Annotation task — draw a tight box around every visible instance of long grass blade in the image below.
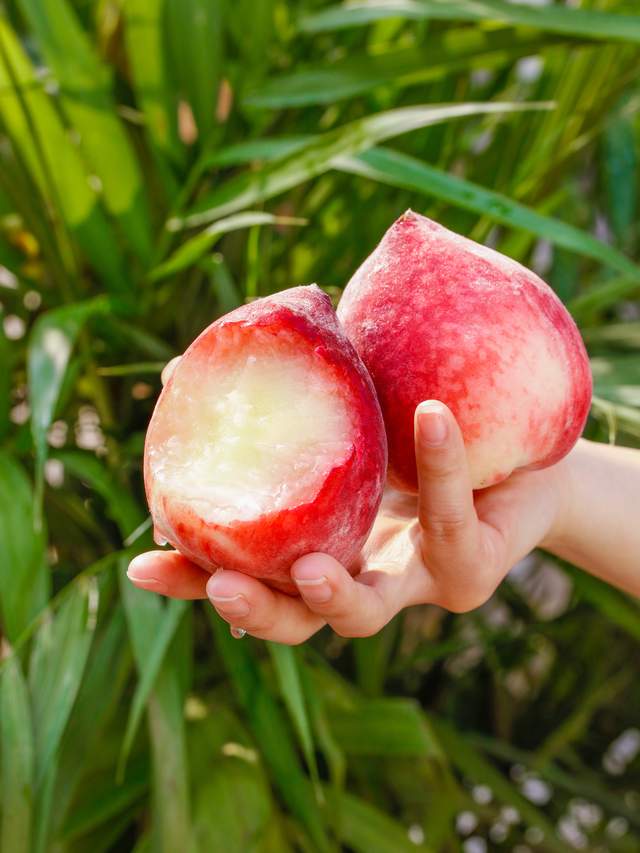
[301,0,640,44]
[28,579,98,789]
[28,298,108,522]
[335,146,640,278]
[0,452,49,643]
[1,654,34,853]
[17,0,153,264]
[177,101,552,229]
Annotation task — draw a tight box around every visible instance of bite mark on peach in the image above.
[144,285,387,593]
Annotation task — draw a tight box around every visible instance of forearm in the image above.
[543,439,640,597]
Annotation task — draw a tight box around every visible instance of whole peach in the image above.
[338,211,592,492]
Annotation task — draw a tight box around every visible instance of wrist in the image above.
[538,441,581,555]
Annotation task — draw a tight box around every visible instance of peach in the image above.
[338,211,592,492]
[144,285,387,593]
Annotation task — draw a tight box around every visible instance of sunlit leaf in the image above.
[301,0,640,44]
[247,28,569,108]
[122,0,184,167]
[178,101,551,228]
[152,211,306,281]
[17,0,153,264]
[0,19,134,294]
[164,0,224,142]
[28,299,108,518]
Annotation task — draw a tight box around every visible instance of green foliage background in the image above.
[1,0,640,850]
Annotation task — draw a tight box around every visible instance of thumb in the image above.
[414,400,478,563]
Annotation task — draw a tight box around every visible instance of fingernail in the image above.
[295,575,332,604]
[417,402,448,446]
[127,575,169,595]
[209,593,250,618]
[127,555,156,582]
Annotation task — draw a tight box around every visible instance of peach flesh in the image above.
[147,331,354,524]
[338,211,593,492]
[144,285,387,593]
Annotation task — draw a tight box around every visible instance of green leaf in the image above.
[328,698,443,758]
[268,644,319,788]
[153,211,306,281]
[300,663,346,790]
[118,597,186,779]
[432,717,567,852]
[97,361,166,377]
[201,254,242,315]
[28,579,98,789]
[535,668,630,768]
[602,102,637,245]
[119,564,193,851]
[60,760,147,842]
[1,654,34,853]
[28,298,108,519]
[17,0,153,264]
[54,449,145,540]
[0,451,49,642]
[353,625,398,696]
[591,355,640,409]
[122,0,183,166]
[190,755,279,853]
[102,316,174,361]
[178,101,551,229]
[247,28,569,108]
[569,276,640,323]
[206,136,313,168]
[562,562,640,642]
[583,322,640,349]
[301,0,640,44]
[335,146,640,278]
[54,604,133,831]
[325,788,430,852]
[164,0,224,142]
[0,306,9,441]
[209,612,331,852]
[473,732,640,829]
[226,0,274,74]
[591,395,640,440]
[0,19,135,296]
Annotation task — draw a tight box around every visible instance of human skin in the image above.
[143,285,386,594]
[337,211,592,492]
[129,387,640,644]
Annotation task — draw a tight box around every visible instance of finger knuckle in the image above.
[424,511,469,545]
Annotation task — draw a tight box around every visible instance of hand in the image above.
[128,361,568,643]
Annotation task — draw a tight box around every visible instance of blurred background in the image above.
[1,0,640,851]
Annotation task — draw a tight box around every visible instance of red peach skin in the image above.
[144,285,387,594]
[338,210,592,492]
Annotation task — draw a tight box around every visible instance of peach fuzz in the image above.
[144,285,387,594]
[338,210,592,492]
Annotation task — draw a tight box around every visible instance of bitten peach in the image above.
[338,211,592,492]
[144,285,387,593]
